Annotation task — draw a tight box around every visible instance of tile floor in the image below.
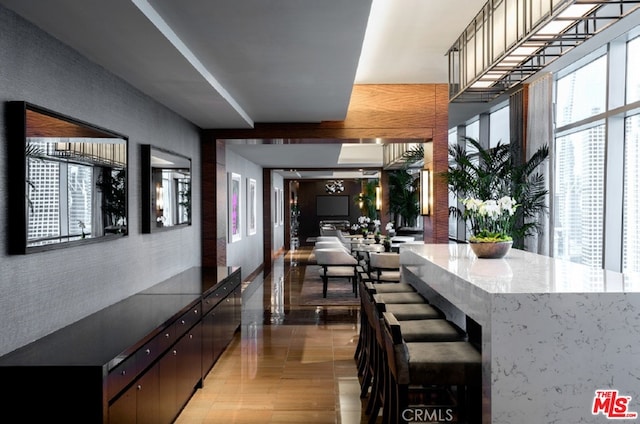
[175,248,370,424]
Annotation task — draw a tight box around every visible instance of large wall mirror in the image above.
[141,145,191,233]
[7,101,128,254]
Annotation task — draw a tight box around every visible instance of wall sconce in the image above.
[375,186,382,211]
[155,183,164,212]
[420,169,430,216]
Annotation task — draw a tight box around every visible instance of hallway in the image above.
[175,247,367,423]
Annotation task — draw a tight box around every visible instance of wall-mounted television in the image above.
[316,195,349,216]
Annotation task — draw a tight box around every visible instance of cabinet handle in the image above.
[145,348,151,355]
[194,309,198,314]
[172,350,177,356]
[165,333,170,338]
[181,319,185,325]
[121,370,126,376]
[137,384,142,391]
[189,334,193,339]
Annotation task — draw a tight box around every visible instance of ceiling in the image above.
[0,0,487,178]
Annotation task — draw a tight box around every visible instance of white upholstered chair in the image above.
[318,228,352,249]
[314,248,359,298]
[368,252,401,283]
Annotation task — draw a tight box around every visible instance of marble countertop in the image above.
[400,243,640,294]
[400,243,640,423]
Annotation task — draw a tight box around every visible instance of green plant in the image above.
[354,179,378,220]
[96,167,127,230]
[387,169,419,228]
[445,137,549,249]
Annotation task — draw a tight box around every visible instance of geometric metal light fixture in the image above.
[447,0,640,103]
[325,179,344,193]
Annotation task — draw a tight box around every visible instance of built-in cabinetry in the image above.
[202,272,242,375]
[0,266,241,423]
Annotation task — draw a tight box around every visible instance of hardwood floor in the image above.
[175,247,369,423]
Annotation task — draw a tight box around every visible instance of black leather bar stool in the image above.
[366,309,466,422]
[355,280,418,376]
[358,280,428,409]
[356,280,420,373]
[360,287,465,422]
[381,312,482,424]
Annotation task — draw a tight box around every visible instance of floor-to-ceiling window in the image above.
[553,27,640,272]
[623,35,640,273]
[489,105,510,148]
[448,128,458,239]
[448,106,510,242]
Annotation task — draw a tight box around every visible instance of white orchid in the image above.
[357,216,371,225]
[462,197,519,242]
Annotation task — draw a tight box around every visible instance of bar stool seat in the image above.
[380,303,442,320]
[401,341,481,383]
[372,292,426,304]
[365,282,415,294]
[384,313,464,343]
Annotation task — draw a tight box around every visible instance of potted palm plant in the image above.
[387,169,419,228]
[447,137,549,250]
[402,137,549,250]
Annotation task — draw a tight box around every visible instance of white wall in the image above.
[0,6,201,356]
[271,172,285,252]
[225,149,264,279]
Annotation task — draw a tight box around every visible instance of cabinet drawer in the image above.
[107,336,162,400]
[156,324,175,353]
[107,353,139,400]
[171,304,201,339]
[136,336,161,375]
[203,288,227,313]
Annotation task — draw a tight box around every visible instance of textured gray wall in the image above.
[0,6,201,356]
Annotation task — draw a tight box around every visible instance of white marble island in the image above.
[400,244,640,424]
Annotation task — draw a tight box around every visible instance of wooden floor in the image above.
[175,247,370,423]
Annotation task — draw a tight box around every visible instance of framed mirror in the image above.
[7,101,128,254]
[141,145,191,233]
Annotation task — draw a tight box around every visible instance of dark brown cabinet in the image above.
[107,302,200,424]
[0,266,241,423]
[109,364,160,424]
[202,270,241,375]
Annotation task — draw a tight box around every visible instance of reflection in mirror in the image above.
[141,145,191,233]
[8,102,128,253]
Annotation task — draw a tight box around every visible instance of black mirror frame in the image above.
[141,144,192,234]
[6,101,129,254]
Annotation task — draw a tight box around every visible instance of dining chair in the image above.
[368,252,401,283]
[314,248,359,298]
